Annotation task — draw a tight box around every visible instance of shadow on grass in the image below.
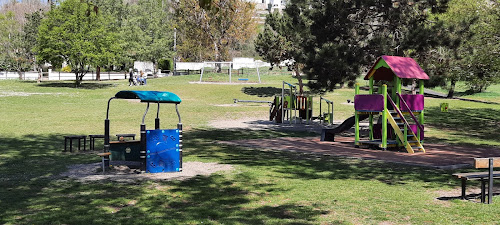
[184,128,458,187]
[38,82,115,89]
[0,133,325,224]
[1,127,479,223]
[426,106,500,144]
[0,133,102,223]
[241,86,282,97]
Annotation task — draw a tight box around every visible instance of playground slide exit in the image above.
[321,114,369,141]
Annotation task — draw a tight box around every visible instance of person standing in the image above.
[128,69,134,86]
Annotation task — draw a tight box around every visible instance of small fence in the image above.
[0,70,130,81]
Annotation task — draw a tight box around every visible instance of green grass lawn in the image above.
[1,72,500,224]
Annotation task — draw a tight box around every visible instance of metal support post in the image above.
[488,158,494,204]
[155,103,160,129]
[382,84,387,150]
[355,84,360,146]
[419,80,424,142]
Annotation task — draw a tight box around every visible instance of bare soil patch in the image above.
[0,91,62,97]
[60,161,233,183]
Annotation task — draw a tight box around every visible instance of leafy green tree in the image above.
[36,0,121,86]
[0,11,32,79]
[455,0,500,92]
[23,10,44,72]
[131,0,173,73]
[94,0,173,73]
[254,12,295,69]
[254,9,310,93]
[256,0,448,92]
[422,0,499,97]
[174,0,257,63]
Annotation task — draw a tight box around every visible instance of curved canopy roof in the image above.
[364,55,429,81]
[115,91,181,104]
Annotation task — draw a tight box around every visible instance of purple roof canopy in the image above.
[364,55,429,81]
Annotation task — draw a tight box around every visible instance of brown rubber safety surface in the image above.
[220,136,500,169]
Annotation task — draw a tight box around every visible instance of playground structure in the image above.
[353,55,428,153]
[198,61,262,83]
[268,81,334,125]
[319,96,334,125]
[104,91,183,173]
[269,81,312,124]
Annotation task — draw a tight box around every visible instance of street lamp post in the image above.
[173,28,177,76]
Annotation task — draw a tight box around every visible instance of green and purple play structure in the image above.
[269,81,313,124]
[354,56,428,153]
[103,91,183,172]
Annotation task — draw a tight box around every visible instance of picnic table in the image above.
[453,157,500,203]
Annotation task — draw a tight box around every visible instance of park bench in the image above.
[452,157,500,204]
[63,135,86,152]
[88,134,105,151]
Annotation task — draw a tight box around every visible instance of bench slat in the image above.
[453,171,500,180]
[474,157,500,169]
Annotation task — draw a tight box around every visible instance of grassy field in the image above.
[1,72,500,224]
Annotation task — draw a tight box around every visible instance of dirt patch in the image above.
[189,81,262,85]
[434,186,500,203]
[0,91,62,97]
[209,118,275,130]
[208,117,338,132]
[212,104,240,107]
[60,161,233,183]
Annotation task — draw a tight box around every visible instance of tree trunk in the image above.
[411,79,417,94]
[294,64,304,95]
[96,66,101,81]
[213,40,222,73]
[37,69,42,83]
[447,79,456,98]
[17,71,23,80]
[75,73,81,87]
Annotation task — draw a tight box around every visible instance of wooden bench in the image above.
[453,157,500,203]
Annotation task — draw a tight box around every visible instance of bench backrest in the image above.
[474,157,500,169]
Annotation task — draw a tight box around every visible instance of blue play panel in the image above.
[146,129,181,173]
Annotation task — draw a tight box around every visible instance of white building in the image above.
[246,0,287,13]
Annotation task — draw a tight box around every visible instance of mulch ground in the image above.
[220,136,500,169]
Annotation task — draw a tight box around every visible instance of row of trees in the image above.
[255,0,500,97]
[0,0,257,85]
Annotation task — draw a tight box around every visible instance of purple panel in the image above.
[355,95,384,111]
[400,94,424,111]
[410,124,424,141]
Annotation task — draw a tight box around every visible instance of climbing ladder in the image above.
[387,95,425,153]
